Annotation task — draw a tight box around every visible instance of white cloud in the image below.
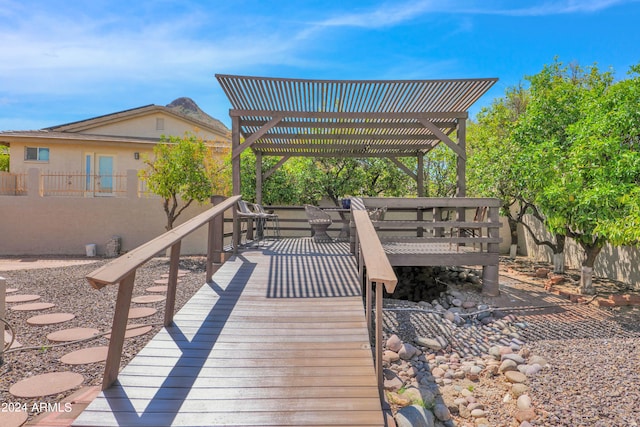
[313,0,636,29]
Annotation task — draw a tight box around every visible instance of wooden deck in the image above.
[73,239,384,427]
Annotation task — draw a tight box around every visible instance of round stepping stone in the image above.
[5,294,41,303]
[27,312,75,326]
[146,285,168,293]
[128,307,157,319]
[10,302,56,311]
[106,324,153,339]
[47,327,101,342]
[160,272,187,278]
[0,410,28,427]
[132,295,166,304]
[153,278,182,285]
[5,287,19,293]
[9,372,84,397]
[60,346,109,365]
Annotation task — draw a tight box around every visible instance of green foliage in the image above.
[534,62,640,249]
[0,145,9,171]
[469,58,640,286]
[139,132,213,230]
[239,153,425,205]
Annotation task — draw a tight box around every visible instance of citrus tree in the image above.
[533,63,640,292]
[139,133,213,231]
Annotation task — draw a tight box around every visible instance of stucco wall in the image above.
[86,112,226,142]
[518,214,639,290]
[9,140,154,175]
[0,195,222,256]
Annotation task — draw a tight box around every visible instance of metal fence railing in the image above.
[40,171,128,197]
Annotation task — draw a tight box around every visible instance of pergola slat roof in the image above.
[216,75,497,157]
[216,74,497,202]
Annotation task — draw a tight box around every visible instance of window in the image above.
[156,118,164,131]
[25,147,49,161]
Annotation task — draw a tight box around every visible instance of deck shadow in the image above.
[100,256,256,427]
[264,238,361,298]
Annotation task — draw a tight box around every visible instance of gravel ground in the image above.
[2,256,639,426]
[0,256,207,421]
[526,337,640,427]
[382,263,640,427]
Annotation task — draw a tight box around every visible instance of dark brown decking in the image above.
[73,239,384,427]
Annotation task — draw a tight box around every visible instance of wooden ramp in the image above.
[73,239,384,427]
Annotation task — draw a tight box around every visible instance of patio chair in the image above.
[237,200,261,244]
[252,203,280,239]
[304,205,333,242]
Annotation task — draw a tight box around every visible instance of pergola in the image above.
[216,74,498,203]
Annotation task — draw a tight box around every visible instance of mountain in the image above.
[166,97,228,133]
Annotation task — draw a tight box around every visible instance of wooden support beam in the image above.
[102,271,135,390]
[229,110,469,120]
[417,118,466,160]
[232,115,283,159]
[417,154,425,198]
[256,151,262,205]
[389,157,417,180]
[263,155,291,180]
[164,241,181,326]
[456,118,467,197]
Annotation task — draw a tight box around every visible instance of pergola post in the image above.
[456,118,466,197]
[256,151,263,205]
[417,153,425,197]
[231,116,241,252]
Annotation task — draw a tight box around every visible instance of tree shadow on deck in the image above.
[264,238,362,298]
[100,255,256,427]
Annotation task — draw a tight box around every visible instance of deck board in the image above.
[73,239,384,427]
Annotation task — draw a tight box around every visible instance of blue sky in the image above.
[1,0,639,130]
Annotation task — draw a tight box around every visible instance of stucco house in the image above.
[0,97,230,196]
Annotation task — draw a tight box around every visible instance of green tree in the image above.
[0,145,8,171]
[139,133,213,231]
[534,63,640,292]
[468,85,536,258]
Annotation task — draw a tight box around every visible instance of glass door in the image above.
[96,155,114,195]
[84,153,114,196]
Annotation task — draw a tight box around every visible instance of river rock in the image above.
[471,408,486,418]
[499,359,518,373]
[517,394,532,410]
[529,355,548,366]
[416,337,442,351]
[502,353,525,364]
[505,371,528,384]
[387,334,403,352]
[511,383,529,398]
[399,343,418,360]
[383,350,400,363]
[433,403,452,421]
[395,404,435,427]
[515,408,536,422]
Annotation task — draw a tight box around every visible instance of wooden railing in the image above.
[86,195,240,390]
[352,210,397,397]
[352,197,502,295]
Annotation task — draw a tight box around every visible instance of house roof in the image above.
[0,130,230,151]
[216,74,497,157]
[0,98,230,148]
[46,98,229,137]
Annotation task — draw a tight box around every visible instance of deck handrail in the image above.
[352,210,397,397]
[86,195,240,390]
